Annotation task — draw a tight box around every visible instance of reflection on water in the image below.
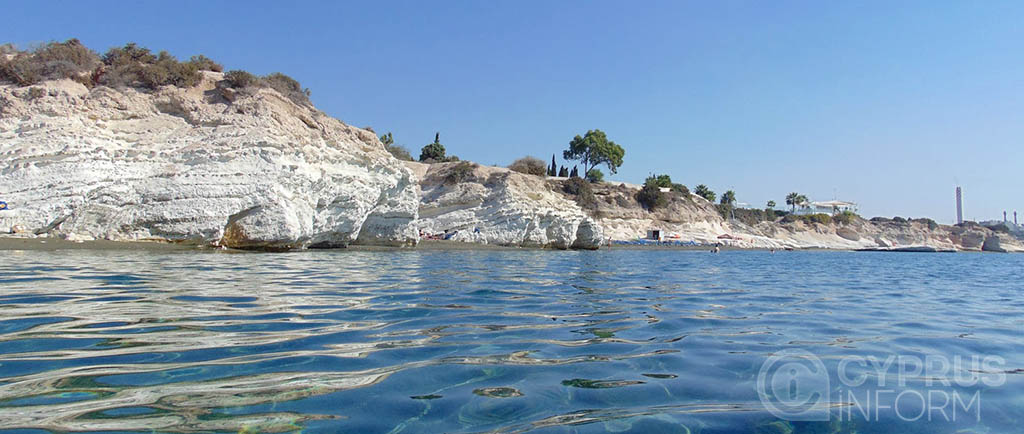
[0,249,1021,433]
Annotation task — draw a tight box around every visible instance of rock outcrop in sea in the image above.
[0,75,419,249]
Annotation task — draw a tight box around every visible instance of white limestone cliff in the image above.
[408,162,604,249]
[0,74,419,249]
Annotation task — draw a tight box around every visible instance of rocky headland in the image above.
[1,41,1019,253]
[0,75,419,250]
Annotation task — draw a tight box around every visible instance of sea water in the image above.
[0,249,1021,433]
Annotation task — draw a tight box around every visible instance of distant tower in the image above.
[1005,211,1008,222]
[1015,211,1018,225]
[955,187,963,224]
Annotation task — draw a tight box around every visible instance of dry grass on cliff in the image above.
[1,39,312,106]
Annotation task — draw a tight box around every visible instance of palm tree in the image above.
[767,200,776,209]
[720,190,736,206]
[786,192,805,212]
[694,184,716,202]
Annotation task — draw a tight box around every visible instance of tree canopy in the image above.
[637,176,668,210]
[694,184,716,202]
[720,190,736,206]
[563,129,625,176]
[786,192,809,211]
[419,132,458,162]
[650,174,673,188]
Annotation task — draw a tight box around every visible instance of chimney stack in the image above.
[1015,211,1018,225]
[955,187,963,224]
[1005,211,1008,222]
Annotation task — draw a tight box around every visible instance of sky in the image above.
[4,1,1022,223]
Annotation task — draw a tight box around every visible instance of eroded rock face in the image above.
[982,235,1008,253]
[410,162,603,249]
[0,76,419,249]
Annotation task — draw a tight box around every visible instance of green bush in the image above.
[892,216,908,224]
[585,168,604,183]
[722,206,774,226]
[562,177,598,210]
[443,161,476,184]
[833,210,859,225]
[650,174,672,188]
[420,142,446,162]
[808,213,832,225]
[715,204,732,220]
[782,213,832,225]
[636,178,667,211]
[509,156,547,176]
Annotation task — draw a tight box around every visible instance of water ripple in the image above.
[0,249,1021,433]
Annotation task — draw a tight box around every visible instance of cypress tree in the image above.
[570,166,578,178]
[558,166,568,177]
[549,154,557,176]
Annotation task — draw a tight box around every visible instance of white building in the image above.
[794,200,858,215]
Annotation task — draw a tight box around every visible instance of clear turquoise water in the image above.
[0,249,1020,433]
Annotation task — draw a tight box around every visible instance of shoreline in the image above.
[1,235,1006,253]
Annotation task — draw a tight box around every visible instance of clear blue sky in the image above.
[6,1,1022,223]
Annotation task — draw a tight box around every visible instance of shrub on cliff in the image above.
[833,210,859,225]
[379,132,413,161]
[585,168,604,183]
[509,156,547,176]
[912,218,939,230]
[223,70,258,88]
[809,213,832,225]
[636,177,667,211]
[443,161,476,184]
[563,177,598,210]
[671,183,690,197]
[783,213,832,225]
[263,72,312,106]
[189,55,223,72]
[0,39,99,86]
[99,44,204,90]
